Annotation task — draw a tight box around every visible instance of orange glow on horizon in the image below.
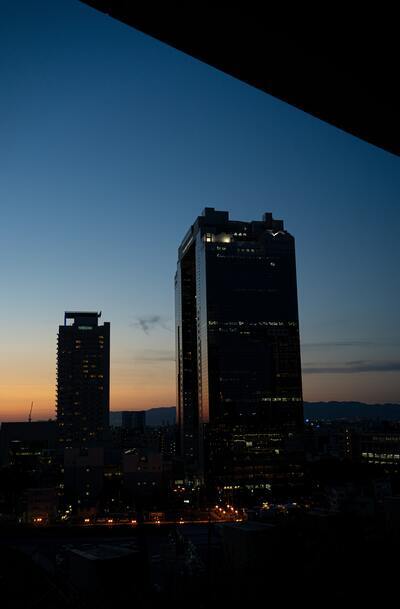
[0,383,176,422]
[0,371,398,422]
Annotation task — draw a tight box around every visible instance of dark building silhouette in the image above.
[121,410,146,431]
[0,421,57,467]
[56,312,110,448]
[176,208,303,490]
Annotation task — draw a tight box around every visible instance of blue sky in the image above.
[1,1,399,419]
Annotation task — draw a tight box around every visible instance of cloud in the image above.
[303,341,371,348]
[133,349,175,362]
[302,339,400,349]
[131,315,171,335]
[303,360,400,374]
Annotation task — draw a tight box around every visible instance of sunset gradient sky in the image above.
[1,2,399,421]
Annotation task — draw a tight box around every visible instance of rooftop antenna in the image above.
[28,401,33,423]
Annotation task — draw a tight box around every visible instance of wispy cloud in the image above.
[303,360,400,374]
[302,341,374,349]
[302,339,400,349]
[133,349,175,362]
[131,315,171,335]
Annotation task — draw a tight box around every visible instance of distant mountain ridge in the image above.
[110,402,400,426]
[110,407,175,427]
[304,401,400,421]
[145,407,176,426]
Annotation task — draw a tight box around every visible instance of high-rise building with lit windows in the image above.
[175,208,303,491]
[56,312,110,448]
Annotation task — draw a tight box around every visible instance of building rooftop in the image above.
[69,544,138,561]
[220,521,275,533]
[64,311,102,326]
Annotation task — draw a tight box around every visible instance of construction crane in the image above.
[28,401,33,423]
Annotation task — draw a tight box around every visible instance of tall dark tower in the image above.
[176,208,303,492]
[56,312,110,448]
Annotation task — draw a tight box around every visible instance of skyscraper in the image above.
[175,208,303,491]
[56,312,110,448]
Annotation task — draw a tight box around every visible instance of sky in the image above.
[0,2,399,421]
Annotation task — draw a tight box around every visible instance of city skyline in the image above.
[1,1,400,422]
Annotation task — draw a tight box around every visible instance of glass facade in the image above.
[176,209,303,489]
